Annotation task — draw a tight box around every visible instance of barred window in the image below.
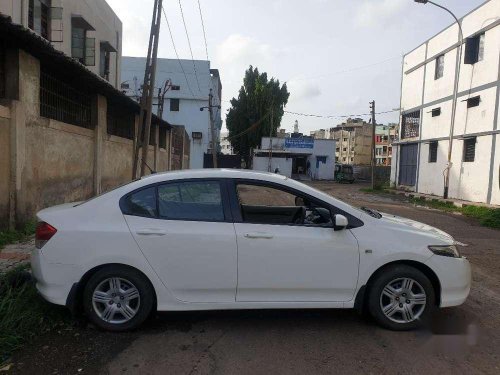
[435,55,444,80]
[428,141,438,163]
[159,127,167,149]
[107,102,135,140]
[401,111,420,139]
[40,70,93,129]
[463,138,476,163]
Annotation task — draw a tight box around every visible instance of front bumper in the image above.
[31,248,79,306]
[425,254,471,307]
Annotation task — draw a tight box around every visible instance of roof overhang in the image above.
[71,15,95,31]
[100,41,117,53]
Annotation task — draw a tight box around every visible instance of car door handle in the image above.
[244,232,274,239]
[136,229,166,236]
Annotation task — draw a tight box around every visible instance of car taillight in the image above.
[35,222,57,249]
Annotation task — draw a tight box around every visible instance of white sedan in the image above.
[32,169,471,331]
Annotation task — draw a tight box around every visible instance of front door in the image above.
[399,143,418,186]
[231,181,360,302]
[123,180,237,303]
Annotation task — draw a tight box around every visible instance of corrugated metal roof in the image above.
[0,14,170,128]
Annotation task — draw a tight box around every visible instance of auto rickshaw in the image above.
[334,164,355,184]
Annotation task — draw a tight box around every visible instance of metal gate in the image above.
[399,143,418,186]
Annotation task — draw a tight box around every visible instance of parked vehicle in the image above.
[32,169,470,331]
[335,164,355,183]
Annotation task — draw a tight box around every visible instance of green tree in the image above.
[226,66,290,166]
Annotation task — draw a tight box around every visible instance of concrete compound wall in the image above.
[0,49,174,228]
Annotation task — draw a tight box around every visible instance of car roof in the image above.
[139,169,289,184]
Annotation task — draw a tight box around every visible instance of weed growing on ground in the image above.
[0,266,69,364]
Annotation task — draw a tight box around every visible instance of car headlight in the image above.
[428,245,460,258]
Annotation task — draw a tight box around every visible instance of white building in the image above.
[220,132,234,155]
[253,136,336,180]
[0,0,122,88]
[121,57,222,169]
[391,0,500,205]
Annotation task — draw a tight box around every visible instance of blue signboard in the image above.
[284,137,314,149]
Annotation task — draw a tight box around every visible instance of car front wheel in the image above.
[83,266,154,331]
[368,265,435,330]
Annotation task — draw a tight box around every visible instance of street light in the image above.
[414,0,463,199]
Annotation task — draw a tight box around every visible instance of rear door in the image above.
[123,179,237,303]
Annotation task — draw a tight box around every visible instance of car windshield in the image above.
[74,179,140,207]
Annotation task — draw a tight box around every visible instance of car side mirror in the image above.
[334,214,348,230]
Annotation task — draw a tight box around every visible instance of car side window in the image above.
[122,187,157,218]
[236,183,332,226]
[158,181,224,221]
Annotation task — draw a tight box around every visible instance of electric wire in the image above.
[178,0,202,92]
[197,0,209,62]
[161,6,196,98]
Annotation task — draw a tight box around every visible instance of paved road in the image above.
[11,182,500,375]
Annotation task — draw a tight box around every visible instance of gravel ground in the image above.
[8,182,500,375]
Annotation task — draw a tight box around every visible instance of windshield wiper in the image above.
[361,207,382,219]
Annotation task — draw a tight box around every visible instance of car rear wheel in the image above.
[83,266,154,331]
[368,265,435,330]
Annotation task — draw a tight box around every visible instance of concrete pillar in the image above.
[93,95,107,195]
[8,50,39,228]
[167,128,173,171]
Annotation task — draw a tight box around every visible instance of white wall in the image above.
[253,156,293,178]
[395,0,500,204]
[122,57,222,170]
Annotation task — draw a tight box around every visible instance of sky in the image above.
[106,0,485,134]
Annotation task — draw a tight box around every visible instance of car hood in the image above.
[377,212,454,244]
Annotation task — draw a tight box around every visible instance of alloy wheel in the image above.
[92,277,141,324]
[379,277,426,324]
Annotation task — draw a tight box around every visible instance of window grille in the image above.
[428,141,438,163]
[401,111,420,139]
[40,70,93,129]
[107,102,135,140]
[463,138,476,162]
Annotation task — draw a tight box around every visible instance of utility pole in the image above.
[132,0,163,178]
[370,101,376,189]
[208,89,218,168]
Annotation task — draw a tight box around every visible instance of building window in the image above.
[464,33,485,64]
[435,54,444,80]
[463,138,476,162]
[71,20,95,66]
[171,85,180,91]
[401,111,420,139]
[170,98,180,111]
[428,141,438,163]
[159,127,167,149]
[431,107,441,117]
[466,96,480,108]
[107,101,134,140]
[100,49,110,80]
[40,69,92,129]
[29,0,50,40]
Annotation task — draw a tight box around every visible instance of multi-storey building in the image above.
[375,124,397,166]
[331,118,373,165]
[391,0,500,205]
[0,0,122,87]
[121,57,222,169]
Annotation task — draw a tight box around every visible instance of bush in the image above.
[0,266,69,363]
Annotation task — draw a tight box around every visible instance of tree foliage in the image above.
[226,66,290,165]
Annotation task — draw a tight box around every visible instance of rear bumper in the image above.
[425,255,471,307]
[31,248,79,306]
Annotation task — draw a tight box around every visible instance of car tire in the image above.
[83,265,154,332]
[367,265,435,331]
